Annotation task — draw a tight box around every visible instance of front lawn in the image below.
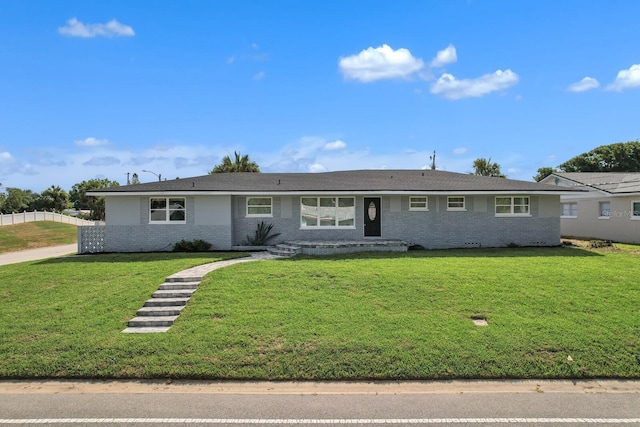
[1,247,639,380]
[0,222,78,253]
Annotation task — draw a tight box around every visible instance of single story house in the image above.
[83,169,582,253]
[539,172,640,243]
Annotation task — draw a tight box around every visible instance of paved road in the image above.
[0,380,638,426]
[0,244,77,266]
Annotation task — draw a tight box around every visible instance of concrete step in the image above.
[276,244,301,252]
[128,316,178,327]
[158,282,199,291]
[137,306,185,316]
[122,326,171,333]
[152,289,196,299]
[143,297,190,307]
[165,276,203,283]
[267,248,296,257]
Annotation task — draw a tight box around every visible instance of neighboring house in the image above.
[540,172,640,243]
[85,169,581,253]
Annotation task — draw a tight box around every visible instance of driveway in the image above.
[0,244,77,266]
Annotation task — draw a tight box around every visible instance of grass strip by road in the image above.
[1,247,639,380]
[0,222,77,253]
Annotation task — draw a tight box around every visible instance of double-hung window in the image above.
[246,197,272,217]
[598,201,610,219]
[632,201,640,220]
[301,197,355,228]
[495,196,530,216]
[409,196,428,211]
[447,196,465,211]
[150,197,186,223]
[561,202,578,218]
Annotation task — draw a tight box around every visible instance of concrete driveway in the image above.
[0,244,77,266]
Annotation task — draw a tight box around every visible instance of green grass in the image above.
[1,247,639,380]
[0,222,78,253]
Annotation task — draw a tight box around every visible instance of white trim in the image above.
[300,196,356,229]
[409,196,429,211]
[494,196,530,217]
[149,197,186,224]
[631,201,640,219]
[90,190,578,197]
[245,196,273,218]
[446,196,466,211]
[561,215,577,219]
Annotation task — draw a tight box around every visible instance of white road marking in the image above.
[0,418,639,424]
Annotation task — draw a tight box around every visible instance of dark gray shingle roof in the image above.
[90,170,584,195]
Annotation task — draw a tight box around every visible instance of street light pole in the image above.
[142,169,162,182]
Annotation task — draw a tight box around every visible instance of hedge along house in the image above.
[82,169,583,254]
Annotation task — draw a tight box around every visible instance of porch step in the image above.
[128,316,179,327]
[158,282,199,291]
[267,243,301,258]
[143,297,190,307]
[137,306,185,316]
[152,289,196,298]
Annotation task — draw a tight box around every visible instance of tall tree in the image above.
[40,185,71,212]
[210,151,260,173]
[558,141,640,172]
[0,188,37,213]
[70,178,120,220]
[471,157,505,178]
[533,167,559,182]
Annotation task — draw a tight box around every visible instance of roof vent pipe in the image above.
[278,179,281,185]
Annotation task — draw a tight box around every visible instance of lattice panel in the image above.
[79,226,106,254]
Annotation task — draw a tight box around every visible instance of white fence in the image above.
[0,211,97,227]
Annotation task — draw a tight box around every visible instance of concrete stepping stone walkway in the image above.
[123,252,280,333]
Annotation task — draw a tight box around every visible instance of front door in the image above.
[364,197,381,237]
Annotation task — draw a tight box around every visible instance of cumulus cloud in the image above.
[567,77,600,93]
[58,18,135,38]
[430,69,519,100]
[0,151,13,161]
[453,147,467,155]
[606,64,640,91]
[338,44,424,82]
[309,163,327,173]
[323,140,346,151]
[74,137,110,147]
[430,44,457,68]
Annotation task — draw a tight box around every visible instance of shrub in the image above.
[243,221,281,246]
[173,239,212,252]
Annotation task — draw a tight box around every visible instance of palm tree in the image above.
[210,151,260,173]
[41,185,70,213]
[471,157,505,178]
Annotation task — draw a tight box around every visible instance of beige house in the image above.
[540,172,640,243]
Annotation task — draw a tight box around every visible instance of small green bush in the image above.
[173,239,212,252]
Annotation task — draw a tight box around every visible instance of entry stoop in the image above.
[267,243,302,258]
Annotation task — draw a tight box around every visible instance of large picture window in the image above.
[150,197,186,223]
[246,197,272,217]
[495,196,530,216]
[301,197,355,228]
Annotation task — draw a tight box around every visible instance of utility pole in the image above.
[125,172,130,185]
[429,151,436,170]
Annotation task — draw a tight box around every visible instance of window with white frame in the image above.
[447,196,465,211]
[632,201,640,220]
[409,196,428,211]
[495,196,530,216]
[246,197,273,217]
[598,201,610,218]
[301,197,355,228]
[149,197,186,223]
[561,202,578,217]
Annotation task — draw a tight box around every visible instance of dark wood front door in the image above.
[364,197,381,237]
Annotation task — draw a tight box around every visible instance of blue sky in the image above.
[1,0,639,191]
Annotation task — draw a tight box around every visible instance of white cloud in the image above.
[430,69,519,100]
[430,44,457,68]
[0,151,13,161]
[606,64,640,91]
[254,71,265,80]
[338,44,424,83]
[309,163,327,173]
[323,140,346,151]
[74,137,110,147]
[58,18,135,38]
[453,147,467,155]
[567,77,600,93]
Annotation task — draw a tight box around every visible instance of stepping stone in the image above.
[143,297,190,307]
[158,282,199,291]
[152,289,196,298]
[122,326,171,333]
[128,315,178,327]
[137,306,185,316]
